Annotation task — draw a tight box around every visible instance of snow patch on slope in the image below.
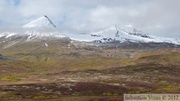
[24,31,67,41]
[45,43,48,47]
[5,33,17,38]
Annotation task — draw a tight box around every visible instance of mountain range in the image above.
[0,15,180,49]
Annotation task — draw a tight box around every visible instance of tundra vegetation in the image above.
[0,42,179,101]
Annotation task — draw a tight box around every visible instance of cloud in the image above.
[0,0,22,26]
[0,0,179,38]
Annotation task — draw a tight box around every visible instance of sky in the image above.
[0,0,180,38]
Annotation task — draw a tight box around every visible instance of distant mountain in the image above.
[89,25,180,45]
[0,16,68,48]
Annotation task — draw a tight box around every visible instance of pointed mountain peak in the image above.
[23,15,56,28]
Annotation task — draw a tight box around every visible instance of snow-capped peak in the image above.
[88,24,180,44]
[23,15,56,28]
[90,25,119,38]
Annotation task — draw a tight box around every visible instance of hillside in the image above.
[0,44,180,100]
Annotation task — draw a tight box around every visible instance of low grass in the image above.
[1,76,20,82]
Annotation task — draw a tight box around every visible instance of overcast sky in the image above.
[0,0,179,38]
